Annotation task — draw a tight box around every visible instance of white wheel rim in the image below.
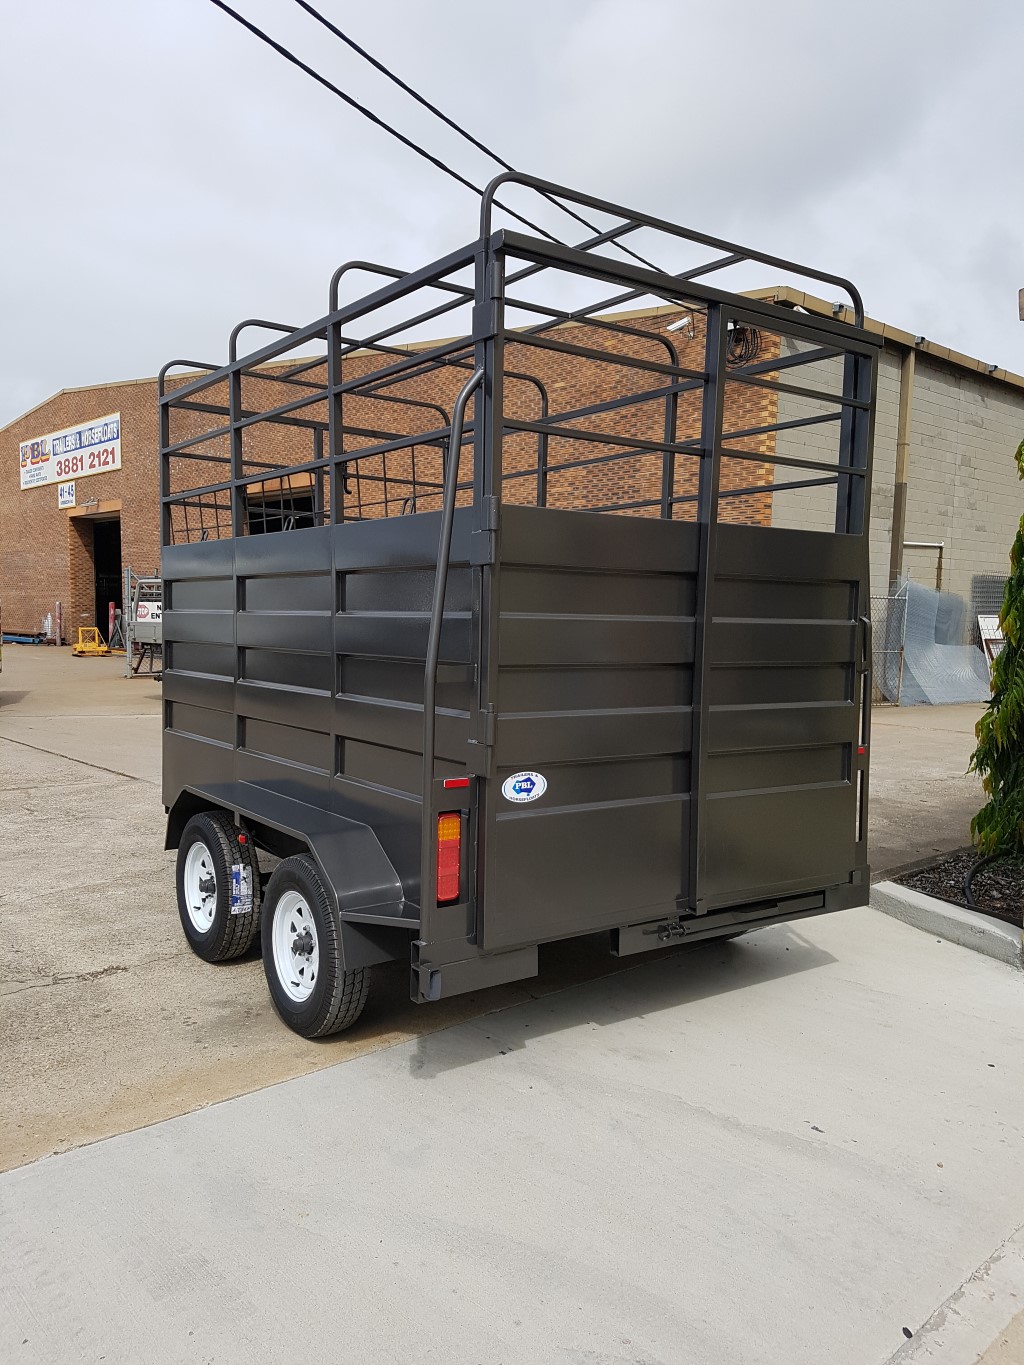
[272,891,320,1003]
[184,841,217,933]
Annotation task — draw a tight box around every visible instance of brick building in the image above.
[0,377,161,639]
[1,295,1023,640]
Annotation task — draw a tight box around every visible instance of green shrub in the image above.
[970,436,1024,856]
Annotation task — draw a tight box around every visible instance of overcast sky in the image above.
[2,0,1022,429]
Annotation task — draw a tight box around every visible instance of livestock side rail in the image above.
[160,174,878,1037]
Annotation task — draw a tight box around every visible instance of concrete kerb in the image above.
[871,881,1023,971]
[883,1223,1024,1364]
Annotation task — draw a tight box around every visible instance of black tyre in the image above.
[261,854,369,1039]
[176,810,262,963]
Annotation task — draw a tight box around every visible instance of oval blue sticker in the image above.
[501,770,547,803]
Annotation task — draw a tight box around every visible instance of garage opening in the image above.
[93,517,122,632]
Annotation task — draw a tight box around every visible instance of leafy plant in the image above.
[970,436,1024,855]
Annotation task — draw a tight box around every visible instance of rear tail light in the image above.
[436,812,462,903]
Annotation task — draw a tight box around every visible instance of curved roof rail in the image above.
[480,171,865,327]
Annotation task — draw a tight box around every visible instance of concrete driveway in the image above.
[2,646,1015,1363]
[0,648,986,1174]
[2,906,1023,1364]
[869,703,984,878]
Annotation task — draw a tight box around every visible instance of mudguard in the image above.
[166,782,408,969]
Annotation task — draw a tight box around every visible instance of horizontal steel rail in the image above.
[160,242,480,410]
[496,231,876,353]
[162,178,879,546]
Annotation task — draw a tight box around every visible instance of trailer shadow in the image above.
[404,924,835,1080]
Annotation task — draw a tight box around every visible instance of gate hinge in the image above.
[470,497,499,565]
[472,300,499,340]
[469,704,496,749]
[470,532,495,566]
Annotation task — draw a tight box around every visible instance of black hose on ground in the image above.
[964,853,1005,908]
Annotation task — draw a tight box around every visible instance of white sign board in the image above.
[978,614,1005,676]
[20,412,121,490]
[57,481,76,509]
[135,602,163,624]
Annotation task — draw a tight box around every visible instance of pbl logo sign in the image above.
[501,770,548,804]
[20,437,50,470]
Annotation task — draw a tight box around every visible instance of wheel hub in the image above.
[183,841,217,933]
[272,890,320,1004]
[292,927,314,959]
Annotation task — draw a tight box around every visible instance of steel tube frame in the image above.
[480,173,865,325]
[161,176,880,972]
[158,196,877,548]
[161,212,871,542]
[419,367,484,927]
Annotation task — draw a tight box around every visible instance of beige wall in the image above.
[903,357,1024,613]
[770,340,900,600]
[771,334,1024,630]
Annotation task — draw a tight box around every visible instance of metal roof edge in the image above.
[745,286,1024,393]
[0,375,160,437]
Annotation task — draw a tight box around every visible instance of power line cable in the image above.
[287,0,668,274]
[209,0,677,284]
[208,0,600,250]
[292,0,512,177]
[209,1,487,199]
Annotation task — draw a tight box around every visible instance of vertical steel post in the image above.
[837,346,877,890]
[467,240,506,943]
[158,383,171,548]
[835,351,874,537]
[123,566,132,678]
[474,243,506,505]
[228,367,245,538]
[535,388,549,508]
[659,335,681,519]
[313,427,325,524]
[687,304,728,914]
[327,316,343,523]
[419,366,484,930]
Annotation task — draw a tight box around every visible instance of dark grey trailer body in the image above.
[161,175,877,1017]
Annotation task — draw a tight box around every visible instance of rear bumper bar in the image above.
[410,881,867,1003]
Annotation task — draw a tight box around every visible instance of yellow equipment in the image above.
[72,627,110,657]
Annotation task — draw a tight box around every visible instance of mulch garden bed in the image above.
[896,850,1023,929]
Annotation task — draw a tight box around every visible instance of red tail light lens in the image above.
[436,813,462,903]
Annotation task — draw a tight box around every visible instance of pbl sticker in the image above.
[501,771,547,804]
[230,863,253,916]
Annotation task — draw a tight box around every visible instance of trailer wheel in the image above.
[176,811,261,963]
[261,854,369,1038]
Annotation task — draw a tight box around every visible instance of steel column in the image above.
[687,305,729,914]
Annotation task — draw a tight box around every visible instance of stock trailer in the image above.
[160,176,877,1037]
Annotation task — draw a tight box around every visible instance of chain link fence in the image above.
[870,589,907,705]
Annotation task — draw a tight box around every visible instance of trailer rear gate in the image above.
[160,175,876,1028]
